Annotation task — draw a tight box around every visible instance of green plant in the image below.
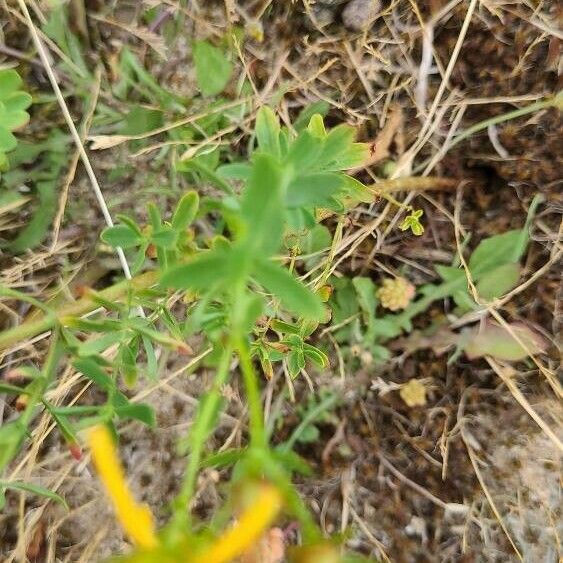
[0,107,375,561]
[0,69,32,174]
[328,195,543,365]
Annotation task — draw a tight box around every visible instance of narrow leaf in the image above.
[254,258,324,319]
[161,250,231,290]
[255,106,281,157]
[0,481,68,509]
[171,191,199,231]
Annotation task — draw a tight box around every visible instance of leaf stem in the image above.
[0,271,158,352]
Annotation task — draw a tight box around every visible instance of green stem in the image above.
[235,334,266,449]
[171,339,234,530]
[281,393,338,453]
[0,332,63,473]
[258,453,322,543]
[447,93,561,152]
[21,334,61,423]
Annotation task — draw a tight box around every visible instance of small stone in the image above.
[342,0,381,31]
[310,5,336,28]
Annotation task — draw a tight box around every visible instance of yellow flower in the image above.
[88,425,158,550]
[192,484,283,563]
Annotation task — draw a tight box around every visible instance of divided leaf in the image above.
[240,153,285,255]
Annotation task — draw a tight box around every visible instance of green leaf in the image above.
[270,319,301,335]
[201,448,246,469]
[7,175,60,253]
[77,331,128,356]
[317,124,364,170]
[3,92,32,112]
[476,262,521,300]
[303,343,329,368]
[399,209,424,236]
[193,40,233,96]
[116,215,143,236]
[0,480,68,510]
[352,277,377,332]
[115,403,156,427]
[296,424,319,443]
[464,322,547,361]
[0,108,30,130]
[161,249,231,290]
[469,230,525,276]
[286,130,323,172]
[44,403,79,448]
[151,226,178,249]
[0,150,8,172]
[120,105,163,135]
[372,317,403,339]
[307,114,327,138]
[272,448,313,476]
[0,69,23,95]
[239,153,285,255]
[73,358,115,392]
[255,106,281,157]
[216,162,252,180]
[171,191,199,231]
[0,126,17,152]
[177,158,233,194]
[436,264,465,283]
[254,258,324,319]
[62,317,123,333]
[101,224,143,249]
[0,421,27,472]
[147,203,162,229]
[118,338,139,386]
[286,172,343,208]
[0,382,27,395]
[142,336,158,381]
[294,102,330,132]
[287,348,305,378]
[236,292,265,333]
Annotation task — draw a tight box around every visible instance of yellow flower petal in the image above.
[88,425,158,550]
[192,484,283,563]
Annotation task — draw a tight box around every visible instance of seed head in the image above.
[377,277,415,311]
